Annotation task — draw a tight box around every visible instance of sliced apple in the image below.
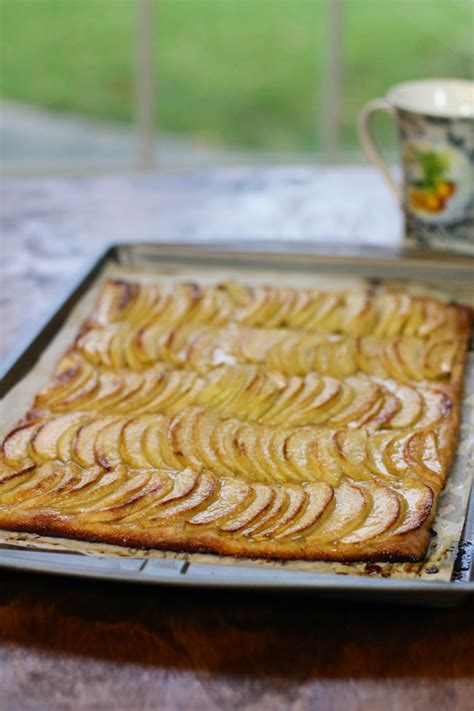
[386,294,412,337]
[69,470,155,523]
[116,470,175,522]
[268,428,301,483]
[340,292,376,337]
[2,421,41,467]
[191,409,229,476]
[314,379,353,423]
[220,483,274,532]
[197,364,250,411]
[126,285,163,324]
[1,465,66,509]
[235,286,282,327]
[60,466,128,512]
[0,467,38,498]
[382,381,422,428]
[333,428,371,480]
[90,371,135,412]
[146,413,190,471]
[15,463,83,510]
[238,369,288,421]
[308,481,369,543]
[356,337,388,378]
[284,290,321,329]
[220,280,252,308]
[271,373,324,423]
[148,371,198,414]
[205,413,235,473]
[328,376,380,426]
[383,431,412,477]
[31,414,86,462]
[49,368,101,411]
[241,487,288,536]
[351,393,386,430]
[167,410,202,471]
[254,484,308,538]
[275,482,333,540]
[389,478,433,535]
[256,427,299,483]
[154,466,199,506]
[149,469,216,521]
[373,293,400,337]
[232,423,275,483]
[365,431,397,479]
[189,476,252,525]
[94,280,139,324]
[114,369,166,414]
[418,300,447,337]
[93,418,126,469]
[34,357,91,409]
[340,485,400,543]
[424,339,458,380]
[404,430,444,486]
[417,387,451,428]
[282,429,320,483]
[258,374,305,424]
[288,377,342,426]
[81,327,118,369]
[381,339,411,382]
[311,430,343,485]
[329,339,358,378]
[402,298,424,337]
[308,293,342,333]
[49,463,108,504]
[120,415,158,468]
[72,416,117,467]
[136,321,172,364]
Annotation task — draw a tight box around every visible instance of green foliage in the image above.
[0,0,472,152]
[413,148,450,189]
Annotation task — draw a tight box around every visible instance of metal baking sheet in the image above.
[1,241,473,606]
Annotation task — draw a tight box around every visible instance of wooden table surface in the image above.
[1,168,472,711]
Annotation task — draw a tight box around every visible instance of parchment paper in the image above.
[1,259,472,583]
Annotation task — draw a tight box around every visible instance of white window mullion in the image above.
[320,0,344,164]
[135,0,156,170]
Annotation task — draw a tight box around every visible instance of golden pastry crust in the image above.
[0,280,471,562]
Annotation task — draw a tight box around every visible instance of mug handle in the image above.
[357,99,401,202]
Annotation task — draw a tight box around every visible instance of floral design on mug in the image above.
[402,137,472,225]
[406,145,456,214]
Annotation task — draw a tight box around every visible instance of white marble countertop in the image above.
[0,166,401,361]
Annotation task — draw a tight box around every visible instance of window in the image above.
[1,0,472,175]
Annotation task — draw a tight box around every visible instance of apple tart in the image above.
[0,280,471,561]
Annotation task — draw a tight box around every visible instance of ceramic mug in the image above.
[358,79,474,253]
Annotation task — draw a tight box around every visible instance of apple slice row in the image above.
[91,280,235,328]
[198,368,389,428]
[35,355,202,418]
[91,280,469,339]
[227,286,466,338]
[2,407,448,490]
[34,355,453,432]
[0,460,434,549]
[76,320,464,383]
[232,331,463,383]
[224,285,469,338]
